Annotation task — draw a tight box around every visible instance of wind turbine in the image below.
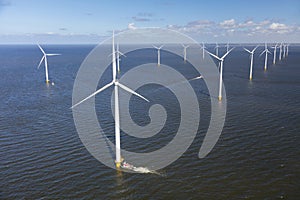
[71,31,149,169]
[153,45,163,66]
[206,48,234,101]
[279,43,283,61]
[215,43,220,57]
[244,45,259,80]
[116,43,126,73]
[283,44,286,59]
[260,43,271,71]
[271,43,278,65]
[226,42,230,53]
[201,42,206,59]
[182,44,189,62]
[37,44,60,84]
[286,44,289,57]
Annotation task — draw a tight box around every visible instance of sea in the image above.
[0,44,299,199]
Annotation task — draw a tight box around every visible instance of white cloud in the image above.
[268,23,290,33]
[167,19,300,42]
[269,23,287,30]
[128,23,137,30]
[220,19,236,28]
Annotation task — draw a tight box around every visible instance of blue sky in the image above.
[0,0,300,43]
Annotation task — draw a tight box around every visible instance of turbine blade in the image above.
[221,47,234,59]
[259,50,266,57]
[117,51,126,57]
[206,50,221,60]
[71,82,114,109]
[190,75,203,81]
[118,83,149,102]
[253,45,259,52]
[37,44,46,54]
[244,48,251,54]
[159,45,164,49]
[46,53,61,56]
[152,45,158,49]
[37,56,45,69]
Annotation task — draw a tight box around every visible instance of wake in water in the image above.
[121,161,165,176]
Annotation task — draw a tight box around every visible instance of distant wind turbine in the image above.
[215,43,220,57]
[71,31,149,169]
[260,43,271,71]
[271,43,278,65]
[182,44,189,62]
[286,44,290,57]
[206,48,234,101]
[116,43,126,73]
[244,45,259,80]
[279,43,283,61]
[153,45,163,66]
[226,42,230,53]
[283,44,286,59]
[201,42,206,59]
[37,44,60,84]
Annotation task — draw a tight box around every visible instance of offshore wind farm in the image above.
[0,0,300,199]
[1,41,299,199]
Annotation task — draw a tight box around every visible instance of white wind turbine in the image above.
[244,45,259,80]
[271,43,278,65]
[279,43,283,61]
[201,42,206,59]
[116,43,126,73]
[215,43,220,57]
[283,44,286,59]
[37,44,60,84]
[286,44,290,57]
[182,44,189,62]
[153,45,163,66]
[226,42,230,53]
[71,31,149,169]
[206,48,234,101]
[260,43,271,71]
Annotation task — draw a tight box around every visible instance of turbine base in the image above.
[115,161,121,169]
[115,157,124,169]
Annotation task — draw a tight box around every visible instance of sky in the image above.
[0,0,300,44]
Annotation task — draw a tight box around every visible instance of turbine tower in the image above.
[71,31,149,169]
[260,43,271,71]
[215,43,220,57]
[286,44,289,57]
[182,44,189,62]
[244,46,259,80]
[37,44,60,84]
[271,43,278,65]
[116,43,126,73]
[226,42,230,53]
[283,44,286,59]
[279,43,283,61]
[206,48,234,101]
[201,42,206,59]
[153,45,163,66]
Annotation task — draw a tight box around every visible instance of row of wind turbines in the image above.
[36,40,290,103]
[36,37,290,170]
[151,42,290,101]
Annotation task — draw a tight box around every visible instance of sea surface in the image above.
[0,44,299,199]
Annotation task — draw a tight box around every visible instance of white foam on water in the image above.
[121,162,165,176]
